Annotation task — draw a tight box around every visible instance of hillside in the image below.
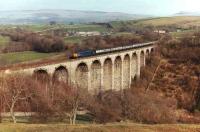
[0,10,149,24]
[136,16,200,27]
[111,16,200,30]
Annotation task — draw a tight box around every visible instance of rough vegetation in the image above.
[148,32,200,123]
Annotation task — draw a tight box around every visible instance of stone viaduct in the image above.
[11,43,155,94]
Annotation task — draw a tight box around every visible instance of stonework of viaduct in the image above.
[7,44,155,94]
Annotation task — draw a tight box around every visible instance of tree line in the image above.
[1,30,65,53]
[0,29,159,54]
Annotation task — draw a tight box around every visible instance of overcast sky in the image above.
[0,0,200,16]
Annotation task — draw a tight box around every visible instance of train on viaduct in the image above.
[2,42,156,94]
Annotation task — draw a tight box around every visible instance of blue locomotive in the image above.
[71,50,95,58]
[70,41,155,59]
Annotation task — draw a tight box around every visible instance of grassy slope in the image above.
[0,51,59,65]
[111,16,200,29]
[136,16,200,26]
[0,123,200,132]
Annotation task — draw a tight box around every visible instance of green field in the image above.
[170,30,195,38]
[15,24,109,32]
[23,25,55,32]
[0,123,200,132]
[0,51,59,65]
[0,35,10,48]
[112,32,135,37]
[64,36,85,44]
[61,24,108,32]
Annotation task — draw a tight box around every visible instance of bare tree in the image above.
[1,75,34,123]
[0,88,3,123]
[30,79,89,125]
[53,83,89,125]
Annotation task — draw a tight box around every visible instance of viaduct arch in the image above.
[91,60,101,94]
[75,63,89,90]
[123,54,131,89]
[103,58,112,91]
[114,56,122,91]
[53,66,68,83]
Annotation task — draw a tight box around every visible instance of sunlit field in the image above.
[1,123,200,132]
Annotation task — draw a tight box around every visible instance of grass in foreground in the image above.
[0,123,200,132]
[0,51,59,65]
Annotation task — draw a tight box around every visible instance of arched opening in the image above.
[123,54,131,89]
[33,69,49,82]
[132,53,138,80]
[103,58,112,91]
[53,66,68,84]
[146,49,150,57]
[75,63,89,90]
[151,48,154,53]
[140,51,145,67]
[114,56,122,91]
[91,60,101,94]
[33,69,50,97]
[146,49,152,66]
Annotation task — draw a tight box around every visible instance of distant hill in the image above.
[174,11,200,16]
[0,10,150,24]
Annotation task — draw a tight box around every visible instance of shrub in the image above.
[122,89,177,124]
[86,89,178,124]
[86,91,123,123]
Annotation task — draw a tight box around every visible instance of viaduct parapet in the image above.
[4,43,155,94]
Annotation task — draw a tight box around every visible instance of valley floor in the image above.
[0,123,200,132]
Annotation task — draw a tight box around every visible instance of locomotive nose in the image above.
[73,53,78,58]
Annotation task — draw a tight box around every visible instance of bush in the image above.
[122,89,177,124]
[32,36,65,53]
[86,91,123,123]
[2,31,65,53]
[86,89,177,124]
[81,35,143,51]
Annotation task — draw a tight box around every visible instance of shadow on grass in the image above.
[2,114,94,125]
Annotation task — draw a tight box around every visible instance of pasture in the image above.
[0,123,200,132]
